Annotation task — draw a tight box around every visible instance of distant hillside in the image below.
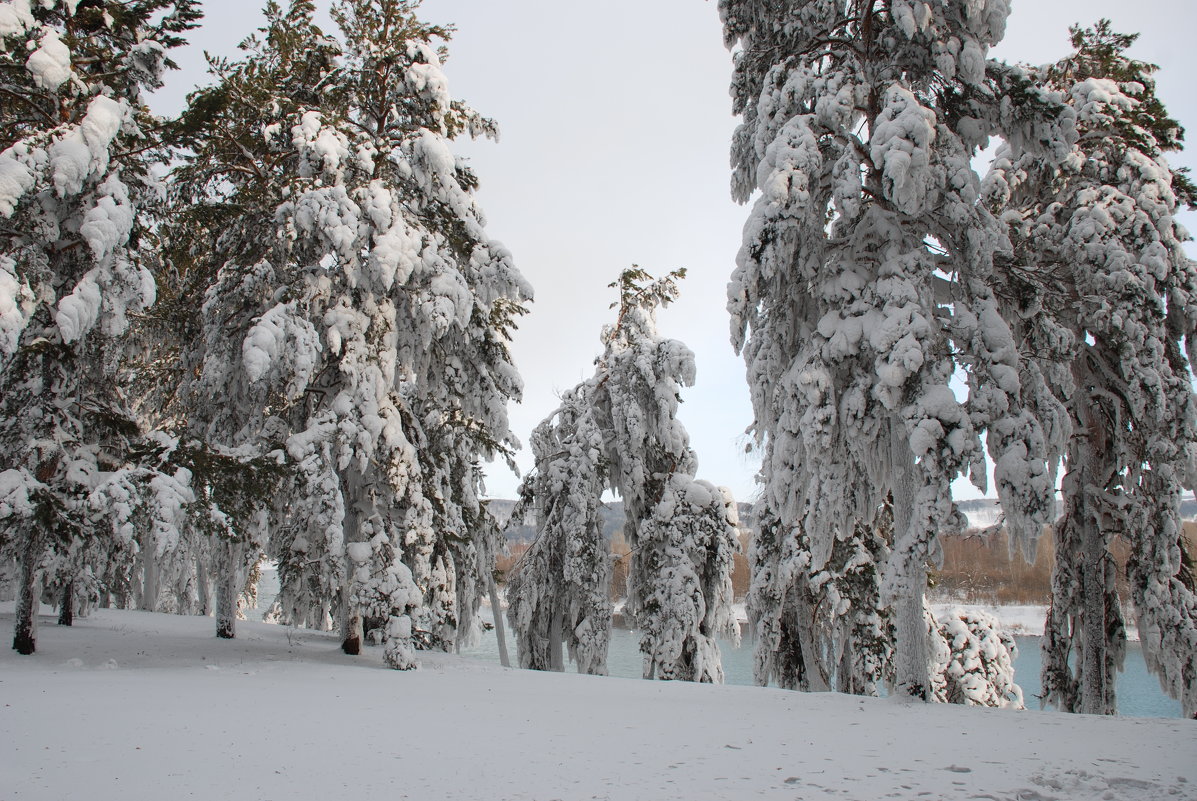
[492,499,756,543]
[954,496,1197,530]
[494,495,1197,545]
[491,495,1197,604]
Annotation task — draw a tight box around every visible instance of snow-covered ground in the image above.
[2,605,1194,801]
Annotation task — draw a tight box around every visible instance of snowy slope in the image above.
[2,606,1193,801]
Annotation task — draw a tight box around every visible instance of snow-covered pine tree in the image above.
[591,268,740,682]
[720,0,1070,698]
[169,0,529,667]
[505,384,611,674]
[154,0,341,639]
[933,607,1023,708]
[984,21,1197,716]
[746,487,896,693]
[634,475,741,682]
[0,0,199,653]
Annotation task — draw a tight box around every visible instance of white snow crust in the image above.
[1,605,1193,801]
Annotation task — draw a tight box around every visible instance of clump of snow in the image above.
[54,268,102,343]
[0,256,34,352]
[79,173,134,260]
[0,153,35,217]
[870,85,937,215]
[241,301,321,397]
[25,28,71,89]
[50,95,125,197]
[935,607,1024,708]
[0,0,36,37]
[0,468,39,518]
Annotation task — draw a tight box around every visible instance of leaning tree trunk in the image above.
[12,540,40,655]
[489,579,511,668]
[790,584,830,691]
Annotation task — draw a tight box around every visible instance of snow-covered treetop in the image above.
[594,267,697,522]
[163,0,531,657]
[719,2,1076,620]
[983,20,1197,716]
[0,0,200,353]
[171,0,530,466]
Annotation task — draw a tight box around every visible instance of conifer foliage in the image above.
[0,0,200,653]
[985,21,1197,717]
[719,0,1071,698]
[506,385,610,674]
[167,0,530,668]
[593,269,740,682]
[508,268,740,681]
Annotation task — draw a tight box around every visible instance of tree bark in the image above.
[196,554,211,616]
[489,579,510,668]
[341,608,363,655]
[139,530,158,612]
[890,420,930,700]
[58,581,73,627]
[339,472,364,655]
[548,606,564,672]
[893,562,930,699]
[1072,363,1118,716]
[12,544,38,654]
[1079,513,1110,714]
[215,541,240,640]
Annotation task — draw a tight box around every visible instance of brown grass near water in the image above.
[496,521,1197,607]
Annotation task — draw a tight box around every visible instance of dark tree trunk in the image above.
[12,546,38,654]
[548,607,564,672]
[215,576,236,639]
[339,470,364,656]
[58,581,73,626]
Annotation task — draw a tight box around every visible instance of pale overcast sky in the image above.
[153,0,1197,503]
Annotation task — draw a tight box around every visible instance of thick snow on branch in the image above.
[241,302,322,398]
[54,269,102,343]
[0,468,40,519]
[0,0,36,37]
[0,151,34,218]
[50,95,125,198]
[26,28,71,89]
[0,256,34,352]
